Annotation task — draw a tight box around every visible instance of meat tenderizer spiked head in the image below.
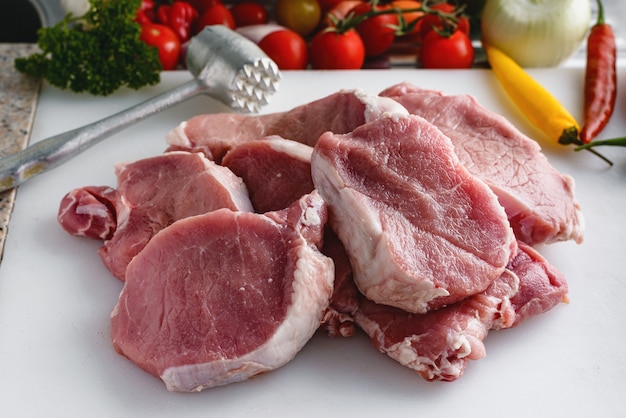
[186,25,281,113]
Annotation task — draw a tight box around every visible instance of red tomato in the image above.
[181,0,223,13]
[139,23,181,71]
[230,2,268,27]
[194,4,235,34]
[309,29,365,70]
[258,29,308,70]
[416,2,470,38]
[318,0,346,13]
[391,0,423,36]
[351,2,398,57]
[419,29,474,69]
[324,0,362,27]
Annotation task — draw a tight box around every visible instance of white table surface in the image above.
[1,68,625,417]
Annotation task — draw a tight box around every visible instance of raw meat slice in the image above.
[58,185,121,240]
[380,82,584,245]
[110,192,334,392]
[355,241,568,382]
[58,151,253,280]
[312,114,517,313]
[506,241,569,327]
[222,136,315,213]
[379,83,443,97]
[166,89,408,162]
[355,268,519,382]
[320,227,359,338]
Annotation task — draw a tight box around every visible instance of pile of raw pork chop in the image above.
[58,82,581,392]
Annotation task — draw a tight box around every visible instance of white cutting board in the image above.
[1,69,625,417]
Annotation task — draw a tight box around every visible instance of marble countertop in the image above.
[0,43,40,261]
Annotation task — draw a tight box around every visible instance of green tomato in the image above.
[275,0,321,36]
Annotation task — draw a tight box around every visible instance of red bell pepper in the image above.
[157,1,199,43]
[135,0,156,25]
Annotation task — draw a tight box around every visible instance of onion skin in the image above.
[481,0,591,67]
[60,0,91,17]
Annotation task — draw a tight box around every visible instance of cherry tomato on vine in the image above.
[324,0,362,27]
[419,29,474,69]
[194,4,235,34]
[391,0,423,36]
[257,29,308,70]
[309,29,365,70]
[351,2,398,57]
[275,0,322,36]
[416,2,470,38]
[230,2,268,27]
[139,23,181,71]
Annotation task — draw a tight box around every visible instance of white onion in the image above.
[481,0,591,67]
[60,0,91,18]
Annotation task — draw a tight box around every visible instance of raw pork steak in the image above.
[59,151,253,280]
[506,241,569,326]
[222,136,315,213]
[320,227,360,338]
[356,268,519,382]
[355,240,568,382]
[166,89,407,162]
[110,192,334,392]
[58,185,121,241]
[312,114,517,313]
[380,82,584,245]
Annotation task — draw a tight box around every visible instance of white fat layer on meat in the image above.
[311,153,448,314]
[160,211,334,392]
[391,338,464,381]
[355,314,464,381]
[299,193,324,227]
[64,187,116,218]
[356,314,471,382]
[198,154,255,213]
[165,121,191,148]
[303,207,321,227]
[74,202,111,218]
[265,136,313,163]
[364,226,450,312]
[353,89,409,122]
[553,174,585,243]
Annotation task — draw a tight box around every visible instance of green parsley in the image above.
[15,0,162,96]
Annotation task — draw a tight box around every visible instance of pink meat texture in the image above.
[355,240,567,382]
[58,151,253,280]
[320,227,360,338]
[311,113,517,313]
[111,192,334,392]
[379,82,584,246]
[506,241,569,325]
[56,83,581,390]
[222,136,315,213]
[58,185,121,240]
[165,89,407,162]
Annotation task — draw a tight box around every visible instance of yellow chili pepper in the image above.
[484,44,580,143]
[484,44,612,165]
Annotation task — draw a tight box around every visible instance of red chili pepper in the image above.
[135,0,156,25]
[580,0,617,144]
[157,1,199,43]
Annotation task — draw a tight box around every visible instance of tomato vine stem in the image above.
[328,0,466,37]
